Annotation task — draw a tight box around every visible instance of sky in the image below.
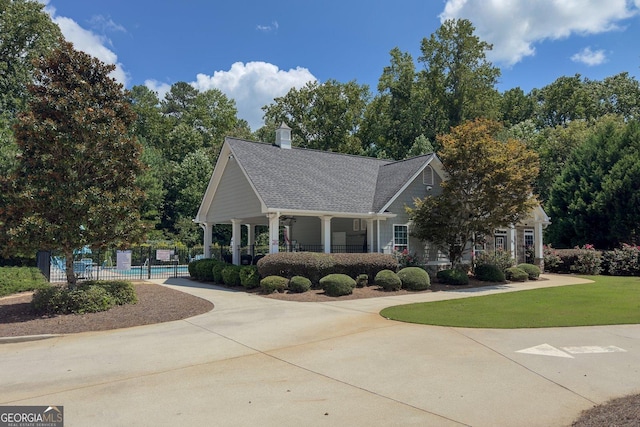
[42,0,640,131]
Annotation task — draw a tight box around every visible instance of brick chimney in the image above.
[275,122,292,149]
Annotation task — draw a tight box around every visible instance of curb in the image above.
[0,334,62,344]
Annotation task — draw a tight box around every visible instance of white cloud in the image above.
[571,47,607,66]
[441,0,638,66]
[144,80,172,100]
[192,61,316,130]
[44,4,129,85]
[257,21,279,32]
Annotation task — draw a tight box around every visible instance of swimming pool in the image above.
[49,264,190,282]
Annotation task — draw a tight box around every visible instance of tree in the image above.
[0,0,62,118]
[0,41,145,287]
[408,119,539,266]
[547,117,639,249]
[532,74,595,128]
[262,79,370,154]
[500,87,535,126]
[417,19,501,135]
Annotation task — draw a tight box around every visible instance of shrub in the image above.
[0,267,49,297]
[397,267,430,290]
[32,285,115,315]
[31,286,65,315]
[571,245,602,275]
[474,264,505,282]
[475,249,514,272]
[260,276,288,294]
[375,269,402,291]
[288,276,312,293]
[222,265,241,286]
[602,244,640,276]
[212,262,226,283]
[436,269,469,286]
[505,267,528,282]
[189,258,217,281]
[257,252,396,286]
[356,274,368,287]
[320,274,356,297]
[516,263,541,280]
[393,249,420,268]
[543,245,563,273]
[239,266,260,289]
[83,280,137,305]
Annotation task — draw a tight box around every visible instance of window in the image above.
[524,229,534,248]
[494,229,507,251]
[353,219,359,231]
[394,225,408,252]
[422,166,434,186]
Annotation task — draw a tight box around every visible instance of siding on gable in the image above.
[207,161,263,223]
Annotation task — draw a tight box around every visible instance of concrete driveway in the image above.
[1,275,639,426]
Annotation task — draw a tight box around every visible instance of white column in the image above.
[202,223,213,258]
[268,213,280,254]
[367,219,374,253]
[231,219,241,265]
[376,219,381,253]
[321,216,332,253]
[535,222,544,259]
[507,225,517,262]
[245,224,254,255]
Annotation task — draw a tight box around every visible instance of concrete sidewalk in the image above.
[1,274,639,426]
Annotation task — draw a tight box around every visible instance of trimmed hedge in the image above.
[288,276,312,293]
[260,276,288,294]
[31,280,137,315]
[256,252,397,285]
[474,264,505,282]
[189,258,218,281]
[0,267,49,297]
[320,274,356,297]
[436,269,469,286]
[397,267,430,290]
[505,267,528,282]
[239,266,260,289]
[222,265,242,286]
[356,274,369,287]
[375,269,402,291]
[516,263,540,280]
[212,262,226,283]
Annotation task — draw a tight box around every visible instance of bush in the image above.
[189,259,217,281]
[516,263,541,280]
[320,274,356,297]
[260,276,288,294]
[0,267,49,297]
[66,286,114,314]
[212,262,227,283]
[397,267,430,291]
[31,286,66,315]
[543,245,563,272]
[602,244,640,276]
[375,269,402,291]
[436,269,469,286]
[222,265,241,286]
[474,264,505,282]
[475,250,514,272]
[356,274,369,287]
[288,276,312,293]
[256,252,397,286]
[505,267,528,282]
[239,266,260,289]
[83,280,137,305]
[571,245,602,275]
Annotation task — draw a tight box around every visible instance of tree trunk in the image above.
[64,249,77,289]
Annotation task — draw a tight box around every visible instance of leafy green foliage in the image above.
[239,266,260,289]
[82,280,137,305]
[516,263,541,280]
[31,280,137,315]
[356,274,369,288]
[0,266,49,297]
[602,245,640,276]
[212,262,226,283]
[475,250,514,272]
[0,41,145,287]
[474,264,505,282]
[222,265,241,286]
[288,276,312,293]
[397,267,430,290]
[189,258,218,281]
[408,119,538,267]
[320,274,356,297]
[259,275,288,294]
[375,269,402,291]
[505,267,528,282]
[436,269,469,286]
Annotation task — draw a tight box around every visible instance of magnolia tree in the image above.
[0,41,145,287]
[407,118,539,267]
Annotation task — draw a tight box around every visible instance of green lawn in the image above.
[380,275,640,328]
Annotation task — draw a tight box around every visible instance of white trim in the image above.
[422,165,434,186]
[393,223,409,252]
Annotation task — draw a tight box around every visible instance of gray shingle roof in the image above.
[227,137,432,214]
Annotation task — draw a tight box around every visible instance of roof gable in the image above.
[372,154,437,212]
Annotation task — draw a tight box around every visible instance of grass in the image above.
[380,275,640,328]
[0,267,50,297]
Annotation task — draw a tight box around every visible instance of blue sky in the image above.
[43,0,640,130]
